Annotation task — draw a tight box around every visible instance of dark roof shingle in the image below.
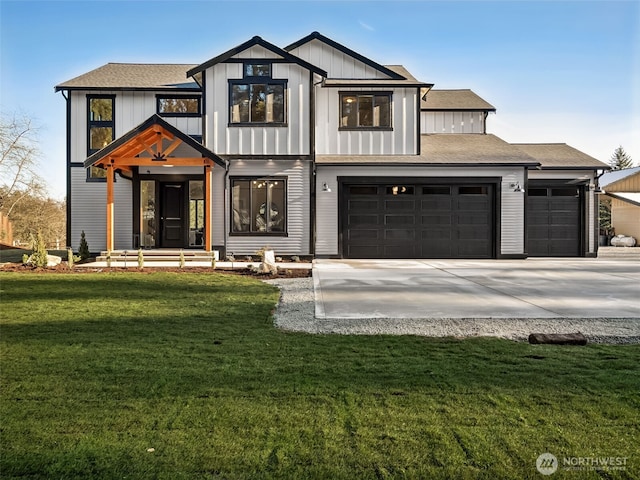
[55,63,199,91]
[421,89,495,111]
[512,143,607,169]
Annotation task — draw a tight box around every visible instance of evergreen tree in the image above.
[78,230,90,260]
[609,146,634,170]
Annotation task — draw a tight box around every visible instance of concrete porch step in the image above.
[96,249,219,263]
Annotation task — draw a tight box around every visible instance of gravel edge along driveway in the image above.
[264,278,640,345]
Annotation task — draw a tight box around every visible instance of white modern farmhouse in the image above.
[56,32,607,259]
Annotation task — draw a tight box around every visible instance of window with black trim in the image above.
[231,177,286,234]
[157,95,201,116]
[229,62,286,125]
[87,95,115,179]
[340,92,392,129]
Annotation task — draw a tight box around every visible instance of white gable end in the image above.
[288,38,393,80]
[231,44,285,60]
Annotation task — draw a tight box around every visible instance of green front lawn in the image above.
[1,272,638,479]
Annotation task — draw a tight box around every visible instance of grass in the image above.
[1,272,639,479]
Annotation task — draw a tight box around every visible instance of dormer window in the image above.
[229,62,286,125]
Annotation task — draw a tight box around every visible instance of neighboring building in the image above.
[600,167,640,243]
[55,31,608,259]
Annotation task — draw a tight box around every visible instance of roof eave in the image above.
[55,86,202,93]
[530,165,609,171]
[421,107,496,112]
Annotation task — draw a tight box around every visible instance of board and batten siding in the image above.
[316,166,526,256]
[69,90,201,162]
[69,167,132,251]
[315,87,418,155]
[204,46,310,156]
[421,111,485,134]
[287,38,393,80]
[220,160,312,256]
[529,170,597,254]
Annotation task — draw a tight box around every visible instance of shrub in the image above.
[78,231,90,260]
[30,232,49,268]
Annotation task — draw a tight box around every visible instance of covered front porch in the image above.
[84,115,225,252]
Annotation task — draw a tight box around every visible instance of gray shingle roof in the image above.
[421,89,495,111]
[512,143,607,169]
[322,65,432,88]
[55,63,199,91]
[316,134,539,166]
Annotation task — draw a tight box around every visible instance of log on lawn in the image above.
[528,332,588,345]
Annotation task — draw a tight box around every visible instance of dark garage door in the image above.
[343,182,495,259]
[527,185,582,256]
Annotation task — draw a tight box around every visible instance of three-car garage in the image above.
[338,178,588,259]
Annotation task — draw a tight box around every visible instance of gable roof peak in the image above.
[285,31,405,80]
[187,34,326,78]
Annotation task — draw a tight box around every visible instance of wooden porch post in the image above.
[106,164,114,251]
[204,164,212,252]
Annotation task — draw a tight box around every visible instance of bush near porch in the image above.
[1,272,638,479]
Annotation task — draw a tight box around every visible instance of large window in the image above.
[157,95,201,116]
[340,92,392,129]
[229,62,286,125]
[189,181,204,246]
[231,178,286,234]
[87,95,115,179]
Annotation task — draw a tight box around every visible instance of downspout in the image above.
[61,89,72,249]
[483,111,489,134]
[309,72,319,256]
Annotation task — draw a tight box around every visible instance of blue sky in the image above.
[1,0,639,200]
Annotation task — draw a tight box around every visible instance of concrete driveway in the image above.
[313,258,640,319]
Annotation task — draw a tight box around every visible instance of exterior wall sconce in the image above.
[322,182,331,193]
[590,184,605,194]
[511,182,525,193]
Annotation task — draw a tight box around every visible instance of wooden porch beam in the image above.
[100,157,214,167]
[106,164,114,251]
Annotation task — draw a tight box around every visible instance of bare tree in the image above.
[0,112,46,216]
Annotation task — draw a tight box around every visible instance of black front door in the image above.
[160,183,185,248]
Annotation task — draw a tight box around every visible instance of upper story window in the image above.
[340,92,392,130]
[87,95,115,180]
[229,62,286,125]
[157,95,201,116]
